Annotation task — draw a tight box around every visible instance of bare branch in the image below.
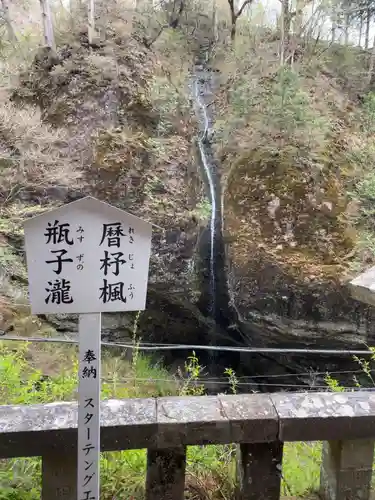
[143,23,169,48]
[228,0,254,40]
[236,0,253,19]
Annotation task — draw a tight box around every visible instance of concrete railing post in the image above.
[145,446,186,500]
[42,450,77,499]
[320,440,375,500]
[236,441,283,500]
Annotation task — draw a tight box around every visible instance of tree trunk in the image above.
[169,0,185,29]
[331,5,337,44]
[88,0,95,44]
[359,15,363,47]
[228,0,236,41]
[280,0,292,63]
[294,0,304,37]
[230,18,236,40]
[228,0,253,41]
[280,0,285,65]
[283,0,291,39]
[39,0,55,50]
[366,33,375,88]
[365,7,370,49]
[0,0,16,41]
[331,19,336,43]
[344,11,349,45]
[213,0,218,42]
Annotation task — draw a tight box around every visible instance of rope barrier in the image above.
[0,334,373,356]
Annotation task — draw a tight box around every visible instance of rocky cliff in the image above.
[1,8,375,388]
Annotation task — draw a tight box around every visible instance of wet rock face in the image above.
[3,34,213,349]
[6,23,373,391]
[222,145,375,347]
[230,255,371,325]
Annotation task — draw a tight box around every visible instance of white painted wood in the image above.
[24,197,152,314]
[77,313,101,500]
[23,197,153,500]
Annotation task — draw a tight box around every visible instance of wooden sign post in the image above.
[24,196,152,500]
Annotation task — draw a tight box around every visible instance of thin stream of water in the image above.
[193,75,217,318]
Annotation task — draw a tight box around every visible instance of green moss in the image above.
[0,245,27,281]
[225,144,356,278]
[0,204,61,238]
[190,200,211,223]
[93,128,149,172]
[0,218,23,237]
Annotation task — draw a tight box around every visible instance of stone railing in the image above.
[1,392,375,499]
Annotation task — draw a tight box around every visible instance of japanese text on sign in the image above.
[98,222,136,304]
[24,197,152,314]
[24,198,154,500]
[77,314,101,500]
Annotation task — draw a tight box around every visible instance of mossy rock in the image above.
[225,145,355,272]
[12,36,158,131]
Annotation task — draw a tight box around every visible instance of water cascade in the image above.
[193,73,217,318]
[191,40,235,335]
[187,34,369,389]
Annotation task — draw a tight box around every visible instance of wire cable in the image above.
[0,334,373,356]
[5,334,372,382]
[101,379,372,390]
[43,375,374,391]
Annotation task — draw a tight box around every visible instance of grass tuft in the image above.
[0,342,322,499]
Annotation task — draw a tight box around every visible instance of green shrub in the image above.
[216,66,330,152]
[0,343,77,405]
[150,75,189,135]
[261,68,330,148]
[0,342,322,499]
[282,441,321,496]
[362,92,375,133]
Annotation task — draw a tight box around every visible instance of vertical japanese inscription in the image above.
[78,314,100,500]
[127,227,135,300]
[43,221,86,305]
[98,222,136,304]
[76,226,85,272]
[44,220,74,305]
[25,200,152,500]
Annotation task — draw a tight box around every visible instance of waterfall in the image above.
[190,41,245,362]
[193,70,217,319]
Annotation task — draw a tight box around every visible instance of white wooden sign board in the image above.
[349,266,375,307]
[23,196,153,500]
[24,196,152,314]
